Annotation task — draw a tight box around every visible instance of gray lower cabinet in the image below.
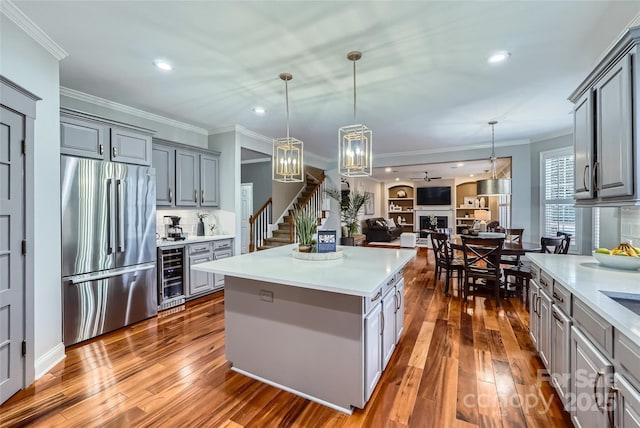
[395,278,405,340]
[551,305,572,405]
[186,242,215,298]
[213,239,233,289]
[529,281,539,348]
[60,112,152,166]
[571,326,614,428]
[152,140,219,208]
[538,287,552,368]
[613,373,640,428]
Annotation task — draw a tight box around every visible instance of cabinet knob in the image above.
[201,190,205,203]
[168,188,173,203]
[194,190,198,203]
[99,144,104,155]
[582,164,589,192]
[112,146,117,158]
[592,161,600,192]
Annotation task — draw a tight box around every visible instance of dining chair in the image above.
[556,232,572,254]
[430,232,464,296]
[460,236,505,307]
[502,228,525,266]
[541,236,566,254]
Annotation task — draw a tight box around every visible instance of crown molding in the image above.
[1,0,67,60]
[60,87,208,135]
[374,138,531,161]
[530,128,573,145]
[241,157,271,165]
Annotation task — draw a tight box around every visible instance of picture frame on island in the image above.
[317,230,337,253]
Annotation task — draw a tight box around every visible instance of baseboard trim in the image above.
[35,342,65,379]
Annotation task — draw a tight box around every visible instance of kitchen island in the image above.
[192,244,416,413]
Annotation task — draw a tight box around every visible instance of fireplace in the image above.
[415,210,454,238]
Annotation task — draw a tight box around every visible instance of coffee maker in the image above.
[163,216,185,240]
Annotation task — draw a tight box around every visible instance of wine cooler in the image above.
[158,246,185,310]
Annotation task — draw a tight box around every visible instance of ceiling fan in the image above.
[410,171,442,182]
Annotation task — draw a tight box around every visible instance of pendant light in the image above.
[476,121,511,195]
[339,51,372,177]
[273,72,303,182]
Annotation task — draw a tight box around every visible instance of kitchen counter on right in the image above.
[527,253,640,347]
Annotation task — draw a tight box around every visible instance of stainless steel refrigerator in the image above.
[61,155,157,345]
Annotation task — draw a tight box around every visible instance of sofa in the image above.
[363,217,403,243]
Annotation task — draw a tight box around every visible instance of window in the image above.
[541,147,576,250]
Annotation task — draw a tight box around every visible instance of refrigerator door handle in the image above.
[67,263,155,285]
[116,179,125,253]
[106,178,113,255]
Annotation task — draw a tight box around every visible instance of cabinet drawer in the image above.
[615,331,640,388]
[188,242,213,254]
[572,297,613,356]
[365,288,382,315]
[214,249,232,260]
[530,264,539,284]
[551,282,571,315]
[213,239,232,250]
[538,270,552,292]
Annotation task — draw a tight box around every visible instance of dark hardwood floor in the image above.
[1,248,572,427]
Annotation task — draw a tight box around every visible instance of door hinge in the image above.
[22,340,26,356]
[22,240,27,255]
[21,140,26,155]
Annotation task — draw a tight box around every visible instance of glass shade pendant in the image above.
[273,73,304,183]
[476,121,511,196]
[339,51,372,177]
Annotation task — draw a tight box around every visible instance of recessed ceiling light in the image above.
[470,174,475,177]
[488,51,511,64]
[385,167,392,172]
[457,163,464,167]
[253,107,265,115]
[395,177,400,181]
[153,59,172,71]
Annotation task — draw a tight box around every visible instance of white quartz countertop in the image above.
[192,244,416,297]
[527,253,640,346]
[156,235,235,247]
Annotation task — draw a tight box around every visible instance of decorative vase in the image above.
[197,218,205,236]
[474,199,480,208]
[298,244,312,253]
[480,197,486,208]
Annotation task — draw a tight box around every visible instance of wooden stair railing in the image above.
[249,197,272,252]
[289,174,327,243]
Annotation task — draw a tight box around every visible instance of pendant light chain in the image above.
[489,120,498,179]
[353,57,357,124]
[285,78,290,139]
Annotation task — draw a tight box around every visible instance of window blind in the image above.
[542,148,576,241]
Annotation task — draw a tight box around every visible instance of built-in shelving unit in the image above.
[387,185,414,231]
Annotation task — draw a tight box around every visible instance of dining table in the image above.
[449,235,542,256]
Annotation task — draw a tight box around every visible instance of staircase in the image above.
[259,176,324,250]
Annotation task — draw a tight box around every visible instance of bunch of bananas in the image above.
[596,242,640,257]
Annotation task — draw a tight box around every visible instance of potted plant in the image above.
[196,212,208,236]
[293,206,317,252]
[325,188,371,246]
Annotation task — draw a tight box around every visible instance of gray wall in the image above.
[241,160,272,214]
[1,15,63,376]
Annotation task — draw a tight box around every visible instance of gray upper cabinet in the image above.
[60,111,153,166]
[152,144,175,206]
[60,116,108,160]
[152,139,220,208]
[176,149,198,207]
[594,55,633,199]
[110,127,152,165]
[200,153,219,207]
[573,91,594,200]
[569,26,640,206]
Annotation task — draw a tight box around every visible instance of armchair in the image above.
[363,217,402,243]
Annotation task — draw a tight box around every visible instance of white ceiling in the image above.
[371,157,511,182]
[14,1,640,161]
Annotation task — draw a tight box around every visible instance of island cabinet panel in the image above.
[395,279,405,339]
[529,282,539,349]
[573,297,614,356]
[538,287,552,368]
[382,287,396,369]
[364,307,382,402]
[224,277,366,412]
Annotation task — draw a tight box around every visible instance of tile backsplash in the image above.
[621,206,640,246]
[156,208,235,238]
